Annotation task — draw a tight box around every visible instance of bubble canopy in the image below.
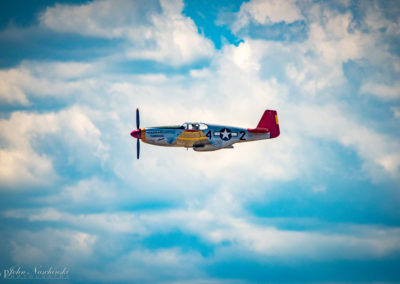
[182,122,208,130]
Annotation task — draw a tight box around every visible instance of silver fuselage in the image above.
[140,123,270,151]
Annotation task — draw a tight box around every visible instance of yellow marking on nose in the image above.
[275,115,279,125]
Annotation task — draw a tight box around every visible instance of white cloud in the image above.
[10,228,96,266]
[0,57,299,197]
[291,103,400,178]
[392,107,400,119]
[377,154,400,176]
[0,111,59,189]
[0,61,100,106]
[233,0,303,32]
[0,106,107,190]
[232,0,398,101]
[0,149,56,189]
[361,82,400,100]
[2,35,399,195]
[1,1,400,281]
[96,248,204,283]
[363,1,400,37]
[27,61,97,80]
[284,8,374,95]
[221,1,400,180]
[39,0,157,38]
[0,69,30,105]
[39,0,214,65]
[215,38,400,179]
[5,223,204,282]
[307,11,368,64]
[1,31,398,198]
[1,1,396,188]
[6,207,400,260]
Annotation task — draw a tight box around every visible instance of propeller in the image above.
[137,136,140,159]
[130,108,141,159]
[136,108,140,159]
[136,108,140,129]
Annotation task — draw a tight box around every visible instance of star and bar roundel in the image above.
[219,128,232,141]
[213,128,238,141]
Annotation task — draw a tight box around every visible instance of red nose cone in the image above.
[131,129,140,139]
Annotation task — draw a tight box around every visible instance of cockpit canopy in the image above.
[182,122,208,130]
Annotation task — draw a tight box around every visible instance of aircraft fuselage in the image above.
[131,109,279,155]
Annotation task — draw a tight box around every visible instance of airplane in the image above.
[130,109,280,159]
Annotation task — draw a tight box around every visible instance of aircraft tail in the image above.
[248,110,280,138]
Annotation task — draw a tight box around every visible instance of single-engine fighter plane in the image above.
[130,109,280,159]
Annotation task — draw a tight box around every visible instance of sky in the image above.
[0,0,400,283]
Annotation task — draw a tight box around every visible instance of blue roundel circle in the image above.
[219,128,232,141]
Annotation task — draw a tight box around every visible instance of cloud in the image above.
[94,247,204,283]
[361,82,400,100]
[282,7,376,95]
[0,69,30,105]
[231,0,400,102]
[233,0,303,32]
[1,1,396,186]
[2,35,399,195]
[9,228,96,267]
[0,106,107,190]
[39,0,214,65]
[5,207,400,260]
[392,107,400,119]
[0,61,101,106]
[291,103,400,179]
[363,0,400,37]
[1,1,400,281]
[0,58,299,197]
[0,111,59,189]
[223,1,400,179]
[306,10,369,64]
[40,0,158,38]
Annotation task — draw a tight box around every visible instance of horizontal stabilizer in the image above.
[247,128,269,133]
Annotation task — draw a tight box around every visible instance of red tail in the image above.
[248,110,280,138]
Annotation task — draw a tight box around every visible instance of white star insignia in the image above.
[221,129,230,139]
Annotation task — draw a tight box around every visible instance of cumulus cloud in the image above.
[1,36,399,195]
[0,106,107,190]
[361,82,400,100]
[0,61,101,106]
[282,7,375,95]
[6,207,400,260]
[39,0,214,65]
[392,107,400,119]
[221,1,400,179]
[292,103,400,178]
[9,228,96,266]
[1,0,400,281]
[233,0,303,32]
[231,0,400,104]
[0,58,294,195]
[40,0,157,38]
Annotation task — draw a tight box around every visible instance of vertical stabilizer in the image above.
[255,110,280,138]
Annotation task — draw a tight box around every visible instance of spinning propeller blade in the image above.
[136,108,140,129]
[137,138,140,159]
[136,108,140,159]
